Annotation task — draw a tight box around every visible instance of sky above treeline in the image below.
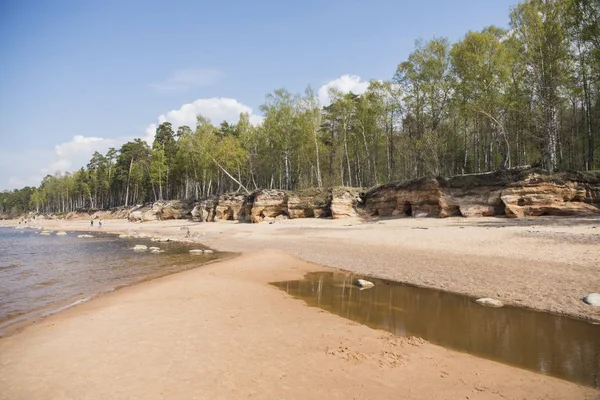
[0,0,518,191]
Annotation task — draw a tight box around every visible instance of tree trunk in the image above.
[125,158,133,207]
[313,126,322,188]
[583,69,594,170]
[284,149,291,190]
[343,120,352,187]
[544,98,558,173]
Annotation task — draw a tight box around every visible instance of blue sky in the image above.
[0,0,518,190]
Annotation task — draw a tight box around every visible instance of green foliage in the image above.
[5,0,599,214]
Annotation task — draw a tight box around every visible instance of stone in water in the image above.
[476,298,504,308]
[356,279,375,288]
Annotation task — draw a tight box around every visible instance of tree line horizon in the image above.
[1,0,599,216]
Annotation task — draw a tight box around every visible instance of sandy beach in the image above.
[1,216,599,398]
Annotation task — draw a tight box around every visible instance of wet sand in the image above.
[0,216,599,398]
[1,250,598,399]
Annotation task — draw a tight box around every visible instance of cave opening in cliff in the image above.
[403,201,412,217]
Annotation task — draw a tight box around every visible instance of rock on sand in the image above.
[582,293,600,306]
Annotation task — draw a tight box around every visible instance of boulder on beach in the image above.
[189,249,204,254]
[133,244,148,251]
[475,298,504,308]
[582,293,600,306]
[78,234,94,238]
[203,249,214,254]
[40,231,51,236]
[56,231,67,236]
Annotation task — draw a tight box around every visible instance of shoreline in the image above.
[2,215,598,323]
[0,237,239,339]
[0,223,239,338]
[1,249,598,399]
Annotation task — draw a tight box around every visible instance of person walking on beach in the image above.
[99,220,103,228]
[90,217,94,227]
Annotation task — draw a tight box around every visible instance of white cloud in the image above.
[42,135,123,175]
[0,96,265,190]
[0,136,127,190]
[150,68,223,91]
[144,97,263,144]
[0,148,53,190]
[8,175,44,189]
[318,74,370,106]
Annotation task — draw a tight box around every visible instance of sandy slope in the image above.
[1,251,597,399]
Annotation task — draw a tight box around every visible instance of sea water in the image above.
[0,226,217,335]
[273,271,600,388]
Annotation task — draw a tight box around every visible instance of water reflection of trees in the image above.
[273,272,600,388]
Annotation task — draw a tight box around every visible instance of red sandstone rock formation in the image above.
[363,169,600,218]
[287,189,331,219]
[214,194,245,221]
[331,187,364,219]
[83,169,600,223]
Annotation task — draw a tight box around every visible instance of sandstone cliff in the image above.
[363,169,600,218]
[59,169,599,223]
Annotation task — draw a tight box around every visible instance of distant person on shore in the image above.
[99,220,103,228]
[90,218,94,227]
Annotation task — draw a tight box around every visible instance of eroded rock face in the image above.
[363,169,600,219]
[95,207,131,220]
[192,198,218,222]
[214,194,245,221]
[436,171,519,218]
[248,190,288,223]
[126,201,194,222]
[50,169,599,223]
[129,210,144,221]
[364,178,441,218]
[501,180,599,218]
[331,187,364,219]
[160,201,194,220]
[440,187,504,218]
[287,189,331,219]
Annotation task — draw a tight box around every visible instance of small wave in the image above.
[36,280,58,287]
[0,263,20,271]
[41,297,93,317]
[17,270,37,278]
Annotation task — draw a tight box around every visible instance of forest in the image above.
[1,0,599,216]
